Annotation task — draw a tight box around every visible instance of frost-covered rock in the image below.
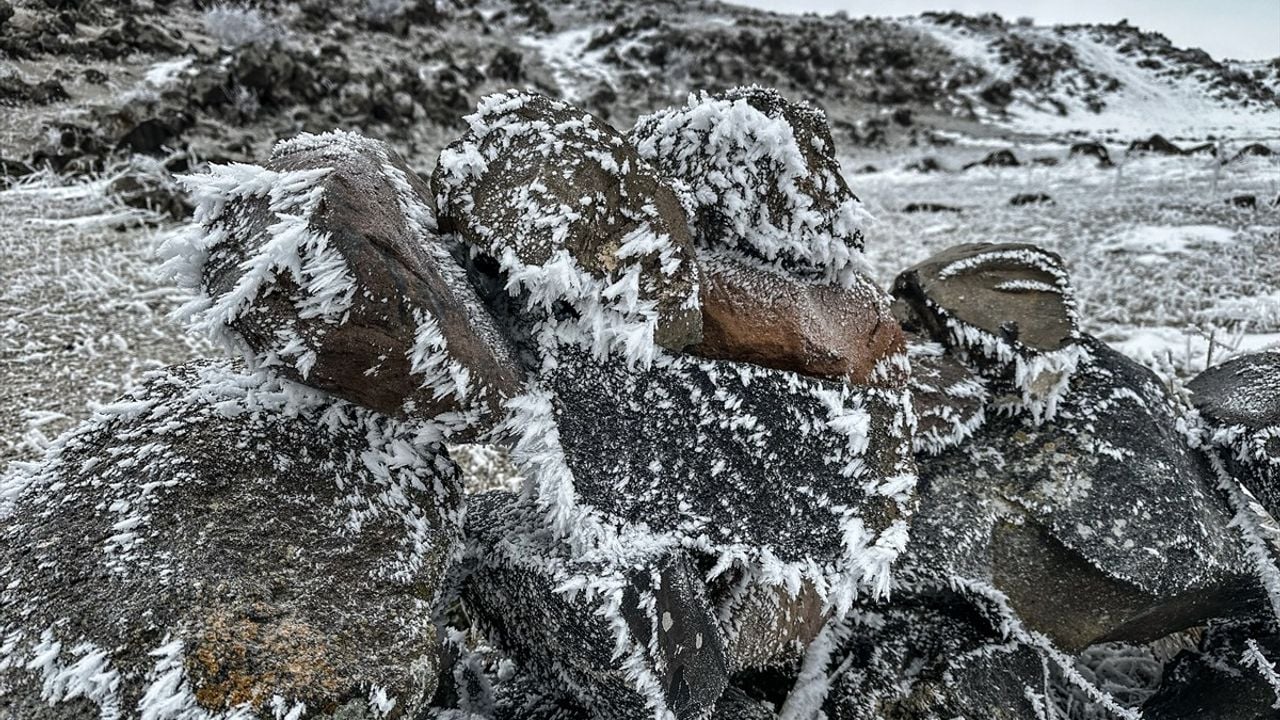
[822,595,1050,720]
[893,242,1087,422]
[629,86,870,285]
[0,360,463,719]
[903,337,988,456]
[432,90,703,359]
[688,251,905,386]
[461,492,728,720]
[1142,616,1280,719]
[904,338,1259,652]
[719,582,829,674]
[518,344,915,613]
[163,130,522,439]
[1188,350,1280,518]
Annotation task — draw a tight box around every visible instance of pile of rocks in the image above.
[1,85,1276,720]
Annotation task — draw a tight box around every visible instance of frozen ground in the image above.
[2,139,1276,471]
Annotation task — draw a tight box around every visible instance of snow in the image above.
[1098,223,1237,260]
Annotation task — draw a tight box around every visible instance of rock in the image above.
[904,338,1263,652]
[1229,194,1258,209]
[1187,351,1280,518]
[823,594,1049,720]
[0,360,463,719]
[905,157,944,173]
[434,90,702,356]
[0,74,68,106]
[1010,192,1053,206]
[719,582,829,673]
[462,492,728,720]
[962,149,1020,169]
[0,156,32,186]
[689,252,905,387]
[892,243,1085,421]
[1142,617,1280,720]
[1128,134,1185,156]
[1186,142,1219,157]
[1233,143,1274,161]
[1069,140,1114,167]
[1032,156,1060,166]
[107,163,191,219]
[115,112,193,155]
[167,130,523,438]
[713,687,777,719]
[902,202,961,213]
[629,86,870,284]
[904,339,988,455]
[518,344,915,608]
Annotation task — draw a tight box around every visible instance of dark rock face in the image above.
[1010,192,1053,206]
[719,583,829,673]
[1128,134,1185,156]
[905,157,945,173]
[1234,143,1275,160]
[462,492,728,720]
[168,131,522,438]
[904,339,988,455]
[906,338,1260,652]
[893,243,1085,421]
[1188,351,1280,517]
[0,361,463,719]
[902,202,962,213]
[528,344,914,599]
[1069,140,1114,167]
[1143,617,1280,720]
[824,595,1048,720]
[107,164,192,219]
[629,86,869,284]
[689,252,904,386]
[433,90,703,353]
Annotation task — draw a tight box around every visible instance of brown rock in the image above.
[690,252,905,386]
[721,582,830,672]
[180,131,522,437]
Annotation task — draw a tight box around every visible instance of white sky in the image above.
[728,1,1280,61]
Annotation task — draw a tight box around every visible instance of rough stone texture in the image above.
[0,360,463,719]
[1188,351,1280,518]
[171,130,522,439]
[1142,617,1280,720]
[824,594,1049,720]
[904,338,988,455]
[530,344,915,604]
[1128,134,1185,156]
[689,251,905,387]
[712,686,778,719]
[904,338,1261,652]
[432,90,703,352]
[629,85,870,284]
[719,583,829,673]
[462,492,728,720]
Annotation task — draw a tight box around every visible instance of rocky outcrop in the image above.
[0,361,463,719]
[165,131,523,438]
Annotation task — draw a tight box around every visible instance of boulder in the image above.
[1229,194,1258,209]
[166,130,523,438]
[515,344,916,610]
[892,242,1085,421]
[905,338,1263,652]
[689,251,905,387]
[823,594,1049,720]
[1010,192,1053,206]
[1069,141,1114,167]
[462,492,728,720]
[902,202,961,213]
[108,162,192,220]
[1127,134,1185,156]
[1143,617,1280,720]
[962,148,1020,169]
[903,338,988,455]
[0,361,463,719]
[1188,351,1280,517]
[905,157,945,173]
[1233,143,1274,161]
[629,86,870,284]
[433,90,703,356]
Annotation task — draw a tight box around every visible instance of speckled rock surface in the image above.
[0,360,463,719]
[1142,616,1280,720]
[164,131,522,440]
[903,337,988,455]
[432,90,703,354]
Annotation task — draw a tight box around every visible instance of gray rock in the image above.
[1188,351,1280,518]
[905,338,1262,652]
[432,90,703,353]
[524,344,915,606]
[0,360,463,719]
[1142,617,1280,720]
[630,86,869,284]
[823,595,1049,720]
[712,686,777,719]
[904,337,988,455]
[168,130,523,439]
[461,492,727,720]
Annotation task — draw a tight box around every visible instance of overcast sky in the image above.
[728,1,1280,61]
